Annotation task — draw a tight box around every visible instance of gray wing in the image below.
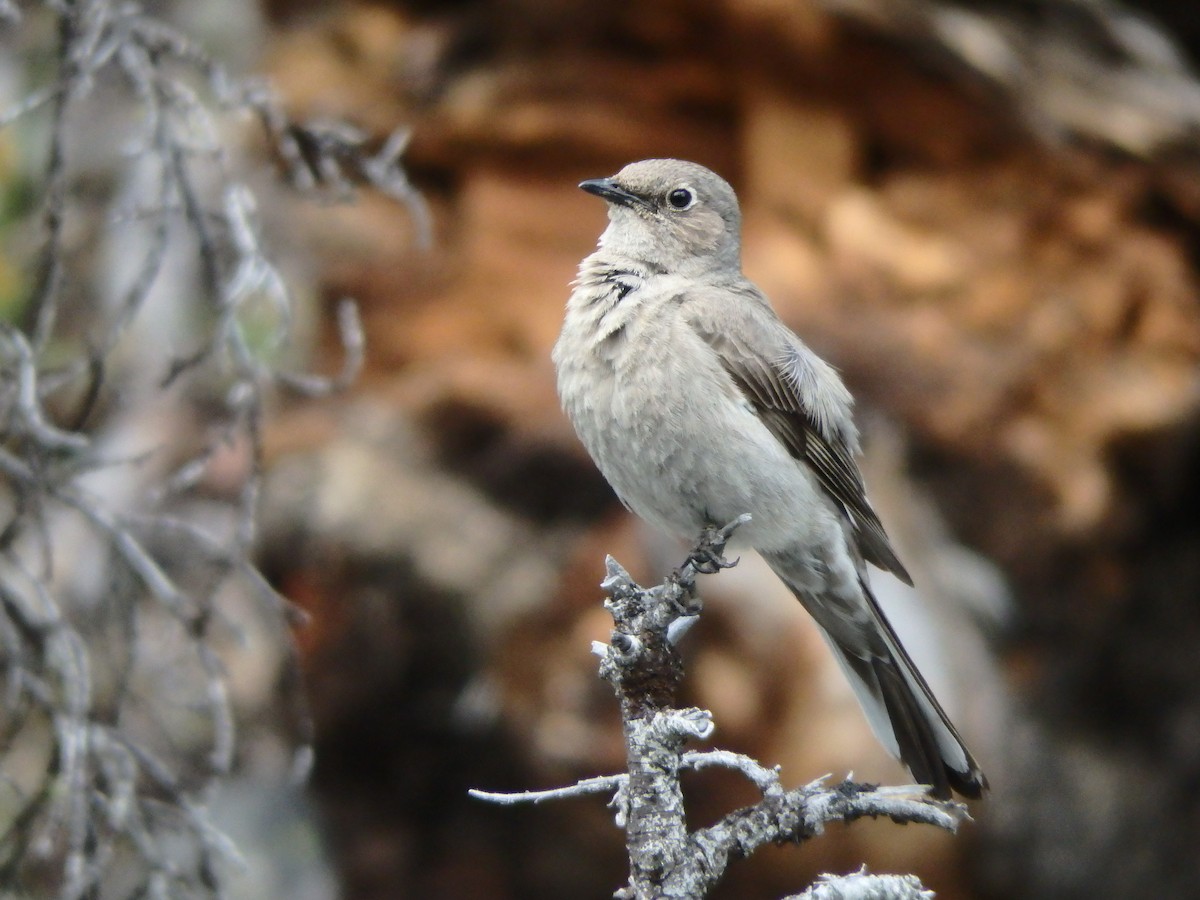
[689,304,913,586]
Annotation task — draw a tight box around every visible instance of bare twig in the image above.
[468,774,628,806]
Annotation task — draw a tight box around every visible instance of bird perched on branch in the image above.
[552,158,986,799]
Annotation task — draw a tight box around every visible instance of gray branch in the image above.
[473,517,967,898]
[788,869,936,900]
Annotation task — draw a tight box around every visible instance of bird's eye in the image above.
[666,187,695,210]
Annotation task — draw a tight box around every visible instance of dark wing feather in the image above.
[692,322,913,586]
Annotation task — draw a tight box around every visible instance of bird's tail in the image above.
[768,560,987,799]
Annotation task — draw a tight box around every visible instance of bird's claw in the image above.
[684,545,736,575]
[684,519,745,574]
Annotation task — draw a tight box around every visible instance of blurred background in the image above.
[5,0,1200,897]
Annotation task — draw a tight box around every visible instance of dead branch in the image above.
[473,518,967,899]
[0,1,423,895]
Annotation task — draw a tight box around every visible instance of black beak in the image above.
[579,177,651,210]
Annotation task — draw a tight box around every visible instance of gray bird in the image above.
[552,158,986,799]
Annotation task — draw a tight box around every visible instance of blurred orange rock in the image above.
[258,2,1200,898]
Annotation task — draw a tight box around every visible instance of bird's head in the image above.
[580,159,742,275]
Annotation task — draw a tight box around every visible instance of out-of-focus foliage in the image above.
[0,2,419,896]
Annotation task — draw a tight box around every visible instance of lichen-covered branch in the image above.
[473,518,968,898]
[788,869,935,900]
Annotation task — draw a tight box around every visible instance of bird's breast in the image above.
[555,286,826,548]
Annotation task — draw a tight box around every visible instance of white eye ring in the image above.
[666,186,696,210]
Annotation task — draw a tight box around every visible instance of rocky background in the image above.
[238,1,1200,897]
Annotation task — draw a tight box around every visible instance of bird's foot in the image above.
[684,544,736,575]
[685,518,747,574]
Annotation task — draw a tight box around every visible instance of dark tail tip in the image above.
[947,766,988,800]
[875,657,987,801]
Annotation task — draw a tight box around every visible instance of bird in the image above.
[552,158,986,799]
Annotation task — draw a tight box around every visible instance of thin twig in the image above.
[469,774,628,806]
